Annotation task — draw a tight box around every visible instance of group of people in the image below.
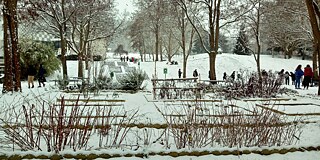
[222,71,238,81]
[120,56,129,62]
[292,64,313,89]
[27,64,46,89]
[221,64,314,90]
[177,65,315,90]
[277,64,313,89]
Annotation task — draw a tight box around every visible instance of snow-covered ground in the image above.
[0,53,319,159]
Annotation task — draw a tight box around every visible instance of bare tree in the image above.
[129,11,156,62]
[136,0,168,62]
[177,0,250,81]
[243,0,265,81]
[161,24,180,63]
[170,1,197,78]
[2,0,21,92]
[305,0,320,95]
[67,0,119,78]
[263,0,311,59]
[27,0,78,79]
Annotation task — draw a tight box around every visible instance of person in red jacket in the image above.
[302,64,313,89]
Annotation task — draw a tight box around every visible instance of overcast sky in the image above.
[115,0,136,14]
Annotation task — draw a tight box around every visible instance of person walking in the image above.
[294,65,304,89]
[223,72,227,81]
[276,69,285,85]
[193,69,198,78]
[302,64,313,89]
[178,69,182,78]
[27,64,37,88]
[38,64,46,87]
[284,71,290,85]
[230,71,235,81]
[289,72,296,85]
[193,69,198,82]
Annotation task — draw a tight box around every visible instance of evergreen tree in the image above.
[219,34,229,53]
[192,35,210,54]
[19,39,61,79]
[233,24,250,55]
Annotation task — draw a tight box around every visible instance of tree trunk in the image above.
[60,0,68,79]
[160,39,163,61]
[78,27,84,78]
[3,0,21,92]
[59,28,68,79]
[313,46,319,79]
[155,25,159,61]
[182,15,186,78]
[168,32,173,63]
[3,2,13,92]
[209,52,217,80]
[305,0,320,95]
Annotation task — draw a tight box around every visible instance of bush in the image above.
[56,75,69,90]
[117,68,148,91]
[19,39,61,79]
[94,65,112,90]
[212,70,294,99]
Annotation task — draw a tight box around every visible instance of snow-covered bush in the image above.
[94,64,112,90]
[0,96,139,153]
[56,74,69,90]
[156,100,302,149]
[117,68,148,91]
[19,39,61,79]
[213,70,293,99]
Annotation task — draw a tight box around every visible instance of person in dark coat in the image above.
[193,69,198,77]
[289,72,295,85]
[223,72,227,81]
[38,64,46,87]
[230,71,235,81]
[302,64,313,89]
[278,69,284,76]
[276,69,285,85]
[178,69,182,78]
[294,65,304,89]
[284,71,290,85]
[261,69,268,78]
[27,65,37,88]
[193,69,198,82]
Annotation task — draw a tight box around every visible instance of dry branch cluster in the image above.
[0,96,138,153]
[212,70,294,99]
[157,100,302,149]
[0,94,303,153]
[152,78,203,100]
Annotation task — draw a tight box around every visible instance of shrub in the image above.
[94,64,112,90]
[19,39,61,80]
[212,70,295,99]
[117,68,148,91]
[56,75,69,90]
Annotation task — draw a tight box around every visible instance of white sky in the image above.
[115,0,136,14]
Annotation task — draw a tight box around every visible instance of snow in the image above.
[0,53,319,159]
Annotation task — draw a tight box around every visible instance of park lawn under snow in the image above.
[0,53,319,160]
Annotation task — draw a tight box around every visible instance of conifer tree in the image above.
[233,24,250,55]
